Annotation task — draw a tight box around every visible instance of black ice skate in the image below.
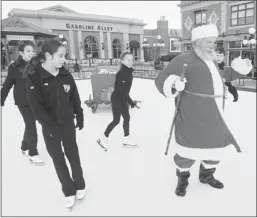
[175,169,190,197]
[199,164,224,189]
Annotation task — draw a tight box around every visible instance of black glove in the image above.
[130,100,137,109]
[75,112,84,130]
[1,102,4,107]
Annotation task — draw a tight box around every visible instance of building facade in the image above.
[143,16,181,61]
[8,5,146,62]
[179,0,256,66]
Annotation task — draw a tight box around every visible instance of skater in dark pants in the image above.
[24,39,85,209]
[215,45,239,102]
[1,41,44,165]
[98,52,138,149]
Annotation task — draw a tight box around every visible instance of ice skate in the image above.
[122,136,138,147]
[65,195,75,211]
[76,189,86,200]
[29,155,44,166]
[97,135,108,151]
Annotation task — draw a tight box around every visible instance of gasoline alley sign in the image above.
[66,23,113,32]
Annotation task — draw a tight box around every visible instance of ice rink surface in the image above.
[1,78,256,216]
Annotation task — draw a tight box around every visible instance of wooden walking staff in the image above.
[164,63,188,156]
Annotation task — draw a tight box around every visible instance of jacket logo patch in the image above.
[63,84,70,93]
[30,86,34,89]
[44,83,48,86]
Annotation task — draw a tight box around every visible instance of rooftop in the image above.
[9,5,147,26]
[1,15,56,37]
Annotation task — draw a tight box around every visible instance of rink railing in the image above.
[70,69,160,80]
[0,69,159,87]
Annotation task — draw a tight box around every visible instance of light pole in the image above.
[242,27,256,78]
[153,35,165,69]
[141,38,150,62]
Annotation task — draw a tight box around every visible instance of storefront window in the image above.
[112,38,122,59]
[184,44,192,51]
[228,50,240,65]
[229,40,242,48]
[84,36,99,58]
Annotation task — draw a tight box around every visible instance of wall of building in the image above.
[180,0,256,67]
[181,2,222,40]
[13,13,144,61]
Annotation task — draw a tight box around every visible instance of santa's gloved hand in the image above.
[75,112,84,130]
[231,57,253,75]
[174,78,187,91]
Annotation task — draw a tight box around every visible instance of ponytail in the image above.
[23,52,44,78]
[12,55,24,68]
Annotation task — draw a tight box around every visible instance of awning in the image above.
[129,40,140,48]
[1,16,56,38]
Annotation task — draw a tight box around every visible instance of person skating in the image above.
[215,44,239,102]
[97,52,138,149]
[1,41,44,165]
[24,39,86,209]
[155,24,252,197]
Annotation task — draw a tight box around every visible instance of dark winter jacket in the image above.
[112,64,134,105]
[26,64,83,136]
[1,58,29,106]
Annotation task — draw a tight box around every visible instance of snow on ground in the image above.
[1,78,256,216]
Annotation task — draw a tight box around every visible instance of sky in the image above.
[1,1,181,29]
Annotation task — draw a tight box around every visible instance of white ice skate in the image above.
[76,189,86,200]
[65,195,75,210]
[122,136,138,148]
[29,155,44,166]
[97,135,108,151]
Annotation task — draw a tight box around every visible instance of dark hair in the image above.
[119,51,133,69]
[215,44,225,55]
[13,41,35,67]
[23,39,64,77]
[19,40,35,52]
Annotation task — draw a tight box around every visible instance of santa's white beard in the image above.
[194,48,217,61]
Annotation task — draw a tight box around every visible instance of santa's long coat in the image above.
[155,50,249,160]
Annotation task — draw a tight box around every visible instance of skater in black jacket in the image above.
[215,45,239,102]
[97,52,138,149]
[24,39,85,209]
[1,41,44,165]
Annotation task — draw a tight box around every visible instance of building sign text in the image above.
[6,35,34,41]
[66,23,113,32]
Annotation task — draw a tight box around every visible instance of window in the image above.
[229,40,242,48]
[112,38,122,58]
[195,10,207,26]
[84,35,98,58]
[230,2,254,26]
[184,44,192,51]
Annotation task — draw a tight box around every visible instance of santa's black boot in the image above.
[175,169,190,197]
[199,164,224,189]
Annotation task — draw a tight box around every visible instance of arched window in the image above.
[112,38,122,58]
[84,36,98,58]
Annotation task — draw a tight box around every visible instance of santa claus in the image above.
[155,24,252,197]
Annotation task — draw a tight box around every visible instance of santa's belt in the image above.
[184,90,224,98]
